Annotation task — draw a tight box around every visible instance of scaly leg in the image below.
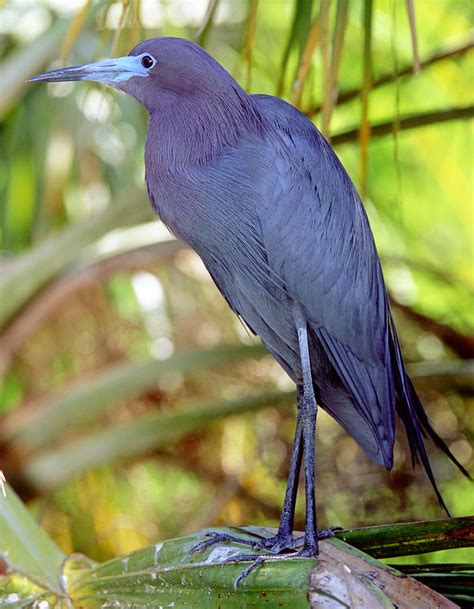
[191,404,304,555]
[192,304,331,586]
[254,405,304,551]
[293,303,319,556]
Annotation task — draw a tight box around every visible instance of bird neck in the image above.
[146,87,266,171]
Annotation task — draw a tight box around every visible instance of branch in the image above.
[407,359,474,392]
[391,296,474,359]
[305,38,474,117]
[331,105,474,146]
[0,240,186,376]
[383,254,474,297]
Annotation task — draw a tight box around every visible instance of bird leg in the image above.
[293,304,319,556]
[247,377,334,553]
[191,401,304,556]
[244,305,322,555]
[192,307,329,586]
[251,408,304,551]
[192,306,331,587]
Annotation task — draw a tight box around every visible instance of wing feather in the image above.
[254,94,396,466]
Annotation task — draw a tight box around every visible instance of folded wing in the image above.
[254,94,396,468]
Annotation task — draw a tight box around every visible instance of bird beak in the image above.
[28,55,149,86]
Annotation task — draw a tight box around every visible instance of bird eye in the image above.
[141,55,155,69]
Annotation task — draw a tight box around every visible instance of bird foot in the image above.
[251,525,340,552]
[223,546,318,589]
[190,531,256,554]
[191,526,339,555]
[191,526,342,588]
[190,529,299,555]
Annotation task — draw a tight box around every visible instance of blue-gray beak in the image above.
[28,55,150,85]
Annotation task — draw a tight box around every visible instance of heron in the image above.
[29,37,468,581]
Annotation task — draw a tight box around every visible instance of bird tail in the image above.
[388,316,471,516]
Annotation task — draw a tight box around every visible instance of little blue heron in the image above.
[30,37,468,580]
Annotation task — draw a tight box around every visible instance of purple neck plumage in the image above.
[145,81,266,172]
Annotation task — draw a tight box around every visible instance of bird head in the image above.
[28,37,240,112]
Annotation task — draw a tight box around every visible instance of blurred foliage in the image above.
[0,0,472,579]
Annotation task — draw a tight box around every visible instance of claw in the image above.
[190,530,255,554]
[316,526,341,540]
[189,527,338,588]
[222,548,310,588]
[233,557,265,589]
[191,527,338,556]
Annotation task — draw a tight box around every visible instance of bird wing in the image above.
[253,94,396,466]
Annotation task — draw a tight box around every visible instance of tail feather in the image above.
[406,375,472,480]
[388,316,471,516]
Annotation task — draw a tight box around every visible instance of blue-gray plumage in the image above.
[30,37,468,576]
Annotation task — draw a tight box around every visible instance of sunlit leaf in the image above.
[359,0,373,198]
[0,190,152,329]
[244,0,259,91]
[0,20,68,121]
[0,573,53,608]
[0,484,65,593]
[291,2,327,108]
[305,37,474,116]
[321,0,349,137]
[337,516,474,558]
[277,0,313,96]
[319,0,331,138]
[196,0,219,47]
